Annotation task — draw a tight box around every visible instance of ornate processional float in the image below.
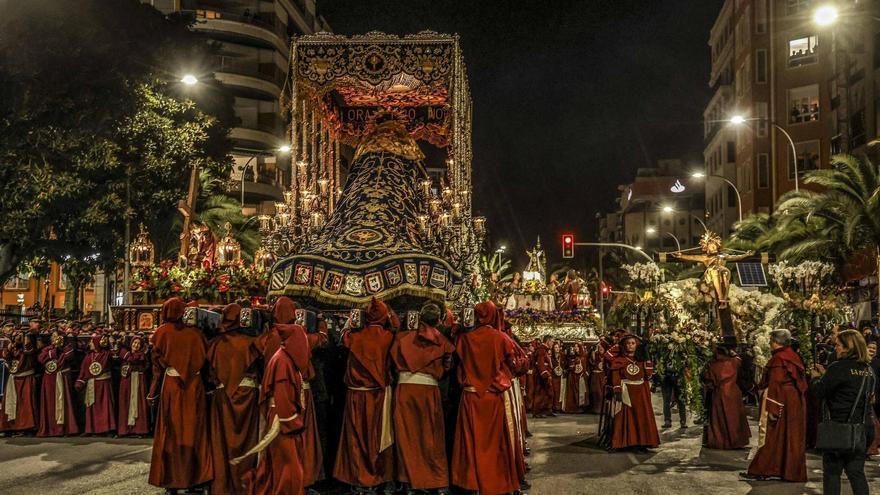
[264,32,484,312]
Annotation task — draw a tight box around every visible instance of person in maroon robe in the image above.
[531,335,555,417]
[609,334,660,451]
[496,311,531,491]
[551,342,565,413]
[390,302,455,494]
[116,334,150,437]
[562,344,589,413]
[701,344,750,449]
[588,342,605,414]
[451,300,521,495]
[148,298,213,493]
[524,339,538,413]
[333,298,395,492]
[1,330,38,434]
[238,316,307,495]
[37,331,79,437]
[743,329,808,482]
[207,303,262,495]
[75,333,116,434]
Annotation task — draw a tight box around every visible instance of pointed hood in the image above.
[273,296,297,325]
[366,298,389,327]
[161,297,186,323]
[220,303,242,333]
[474,300,498,328]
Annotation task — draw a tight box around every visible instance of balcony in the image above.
[180,1,288,53]
[230,127,283,149]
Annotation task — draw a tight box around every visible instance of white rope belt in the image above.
[348,385,394,452]
[398,371,439,386]
[620,378,644,408]
[4,369,36,421]
[85,373,112,408]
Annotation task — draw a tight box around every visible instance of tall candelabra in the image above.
[416,166,486,274]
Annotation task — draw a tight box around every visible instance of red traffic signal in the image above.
[599,281,611,299]
[562,234,574,258]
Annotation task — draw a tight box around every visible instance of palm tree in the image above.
[152,171,260,261]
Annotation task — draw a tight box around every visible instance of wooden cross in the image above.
[177,165,200,267]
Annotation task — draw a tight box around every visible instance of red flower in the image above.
[219,284,229,293]
[219,274,229,283]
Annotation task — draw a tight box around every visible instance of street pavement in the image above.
[1,395,879,494]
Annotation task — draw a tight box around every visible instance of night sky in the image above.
[320,0,722,268]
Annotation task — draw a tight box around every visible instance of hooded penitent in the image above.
[219,304,242,333]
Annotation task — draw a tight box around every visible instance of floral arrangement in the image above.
[130,259,269,303]
[519,278,546,296]
[649,320,719,414]
[621,262,662,288]
[768,261,836,295]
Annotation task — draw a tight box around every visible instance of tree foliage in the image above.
[0,0,235,284]
[730,148,880,273]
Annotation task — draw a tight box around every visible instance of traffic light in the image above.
[562,234,574,258]
[599,281,611,299]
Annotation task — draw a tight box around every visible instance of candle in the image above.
[317,178,329,194]
[420,179,432,197]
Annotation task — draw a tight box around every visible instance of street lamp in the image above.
[645,227,657,234]
[181,74,198,86]
[728,115,799,191]
[813,5,839,26]
[278,145,292,154]
[691,171,743,223]
[495,245,507,268]
[662,205,708,231]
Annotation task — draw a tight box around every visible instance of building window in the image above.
[756,49,768,83]
[788,85,820,123]
[758,154,770,188]
[756,0,767,33]
[786,0,812,16]
[756,102,768,137]
[4,273,29,290]
[791,140,820,179]
[727,141,736,163]
[788,35,819,68]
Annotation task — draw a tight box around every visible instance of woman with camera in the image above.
[810,329,876,495]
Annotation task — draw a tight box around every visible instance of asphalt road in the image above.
[1,395,878,494]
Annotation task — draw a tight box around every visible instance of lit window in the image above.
[788,85,820,124]
[788,35,819,68]
[791,141,820,179]
[4,273,29,290]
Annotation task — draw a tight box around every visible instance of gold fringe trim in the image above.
[268,283,448,308]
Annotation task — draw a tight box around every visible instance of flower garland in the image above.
[622,262,662,288]
[130,258,269,302]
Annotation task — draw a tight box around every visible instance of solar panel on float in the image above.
[736,262,767,287]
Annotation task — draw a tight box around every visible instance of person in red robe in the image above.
[609,334,660,451]
[208,303,262,495]
[333,298,395,492]
[1,330,38,434]
[37,331,79,437]
[743,329,808,482]
[496,311,531,492]
[75,333,116,434]
[588,342,605,414]
[390,302,455,494]
[562,344,589,413]
[451,300,521,495]
[551,342,565,413]
[701,344,750,449]
[238,316,307,495]
[524,339,538,413]
[531,335,555,417]
[116,334,150,437]
[148,298,213,493]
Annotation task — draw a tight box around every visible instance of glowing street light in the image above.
[814,5,839,26]
[729,114,746,125]
[646,227,657,235]
[661,205,674,214]
[728,114,799,191]
[181,74,198,86]
[691,172,706,179]
[278,145,292,153]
